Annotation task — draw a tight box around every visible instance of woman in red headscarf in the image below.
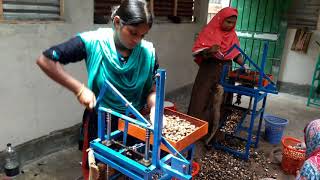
[188,7,246,147]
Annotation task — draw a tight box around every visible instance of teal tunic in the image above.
[78,28,156,112]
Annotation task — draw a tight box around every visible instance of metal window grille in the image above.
[0,0,63,21]
[94,0,194,24]
[286,0,320,30]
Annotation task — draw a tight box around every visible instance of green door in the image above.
[230,0,290,83]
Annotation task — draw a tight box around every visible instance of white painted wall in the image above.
[0,1,207,149]
[279,29,320,85]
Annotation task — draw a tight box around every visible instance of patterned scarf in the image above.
[297,119,320,179]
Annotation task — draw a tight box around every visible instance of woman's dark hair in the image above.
[111,0,153,28]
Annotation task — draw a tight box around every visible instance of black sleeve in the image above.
[42,36,87,65]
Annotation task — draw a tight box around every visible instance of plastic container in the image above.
[281,136,305,175]
[264,115,288,144]
[139,100,177,116]
[4,143,20,177]
[172,161,200,180]
[164,101,177,111]
[191,161,200,178]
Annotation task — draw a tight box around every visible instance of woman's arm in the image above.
[36,36,96,109]
[147,85,156,108]
[36,55,96,109]
[233,54,245,66]
[195,45,220,59]
[37,55,83,95]
[148,86,167,126]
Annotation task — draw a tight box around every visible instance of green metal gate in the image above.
[230,0,290,83]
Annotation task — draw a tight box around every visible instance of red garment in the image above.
[192,7,240,64]
[82,118,89,180]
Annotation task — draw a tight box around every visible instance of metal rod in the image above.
[142,129,151,166]
[98,111,106,141]
[98,107,152,130]
[106,112,112,146]
[255,95,267,148]
[152,70,166,167]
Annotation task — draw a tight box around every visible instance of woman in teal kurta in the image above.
[79,27,155,112]
[36,0,156,179]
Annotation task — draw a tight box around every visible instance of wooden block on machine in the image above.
[118,108,208,152]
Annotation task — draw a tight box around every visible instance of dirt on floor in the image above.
[192,138,296,180]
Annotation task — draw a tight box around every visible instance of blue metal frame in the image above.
[90,69,193,179]
[213,42,278,160]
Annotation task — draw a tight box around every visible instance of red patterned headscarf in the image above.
[192,7,240,64]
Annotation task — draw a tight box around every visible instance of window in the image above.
[94,0,195,24]
[207,0,229,23]
[286,0,320,30]
[94,0,121,24]
[0,0,63,22]
[153,0,194,22]
[209,0,221,4]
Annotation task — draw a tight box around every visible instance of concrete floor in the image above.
[1,86,319,180]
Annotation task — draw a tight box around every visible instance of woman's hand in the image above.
[76,85,96,109]
[149,106,167,127]
[201,44,220,59]
[208,44,220,54]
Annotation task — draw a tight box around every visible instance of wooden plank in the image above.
[0,0,3,20]
[95,0,120,3]
[149,0,154,15]
[248,0,258,32]
[3,1,59,6]
[4,0,59,3]
[4,13,60,20]
[230,0,238,8]
[3,9,59,14]
[241,0,251,31]
[256,0,267,32]
[1,0,63,20]
[177,0,193,18]
[0,19,65,23]
[59,0,63,19]
[263,0,275,33]
[3,4,59,11]
[154,0,173,16]
[173,0,177,16]
[236,0,244,30]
